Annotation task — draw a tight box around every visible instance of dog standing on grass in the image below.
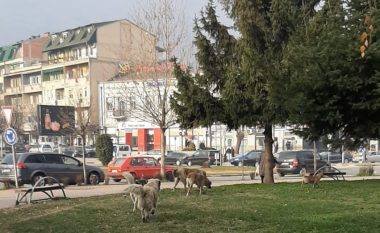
[186,172,212,196]
[301,171,324,188]
[173,167,207,191]
[124,178,161,223]
[122,172,139,211]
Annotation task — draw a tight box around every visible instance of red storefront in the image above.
[124,128,161,152]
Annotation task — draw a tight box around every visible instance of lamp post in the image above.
[117,128,120,145]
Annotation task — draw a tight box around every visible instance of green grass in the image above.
[1,180,380,233]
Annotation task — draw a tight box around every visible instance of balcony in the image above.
[4,86,22,95]
[23,84,42,93]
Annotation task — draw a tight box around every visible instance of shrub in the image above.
[358,163,374,176]
[96,134,114,166]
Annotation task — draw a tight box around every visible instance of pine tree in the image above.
[279,0,380,148]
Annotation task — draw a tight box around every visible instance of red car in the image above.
[107,156,176,182]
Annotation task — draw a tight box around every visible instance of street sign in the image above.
[1,106,13,127]
[3,128,17,145]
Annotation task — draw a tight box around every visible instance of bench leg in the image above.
[15,191,30,205]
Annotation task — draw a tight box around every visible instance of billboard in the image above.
[38,105,75,136]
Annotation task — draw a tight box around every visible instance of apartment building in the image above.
[0,19,156,145]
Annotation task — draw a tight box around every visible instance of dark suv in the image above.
[276,150,328,176]
[0,153,105,185]
[179,149,218,166]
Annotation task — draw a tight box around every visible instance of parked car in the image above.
[276,150,328,176]
[319,151,353,163]
[4,144,27,153]
[158,151,189,165]
[0,152,105,185]
[230,150,263,166]
[28,144,54,153]
[367,151,380,163]
[113,144,132,157]
[107,156,176,182]
[72,146,96,158]
[179,149,218,166]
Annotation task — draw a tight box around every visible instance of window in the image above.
[130,158,143,166]
[25,154,45,163]
[144,158,156,166]
[62,156,79,165]
[44,154,63,164]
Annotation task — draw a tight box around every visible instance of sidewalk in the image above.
[1,175,379,210]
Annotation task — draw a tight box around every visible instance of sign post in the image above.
[3,128,19,188]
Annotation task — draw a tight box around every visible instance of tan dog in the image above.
[173,167,207,191]
[122,172,138,211]
[301,171,324,188]
[186,172,212,196]
[124,178,161,223]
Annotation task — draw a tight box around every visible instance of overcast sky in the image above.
[0,0,230,46]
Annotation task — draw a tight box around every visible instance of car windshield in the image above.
[113,158,127,166]
[278,152,297,160]
[1,153,23,164]
[118,146,130,151]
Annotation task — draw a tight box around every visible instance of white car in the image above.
[28,144,54,152]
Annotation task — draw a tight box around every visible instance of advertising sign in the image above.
[38,105,75,135]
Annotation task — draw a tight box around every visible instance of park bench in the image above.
[313,165,346,181]
[15,176,66,205]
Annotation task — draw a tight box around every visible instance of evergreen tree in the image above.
[221,0,319,183]
[279,0,380,148]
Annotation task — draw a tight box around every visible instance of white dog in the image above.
[122,172,138,211]
[124,178,161,223]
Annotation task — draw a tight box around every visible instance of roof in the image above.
[0,44,21,62]
[42,20,119,52]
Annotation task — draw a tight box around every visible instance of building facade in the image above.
[0,19,155,146]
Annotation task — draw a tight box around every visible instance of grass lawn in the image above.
[1,180,380,233]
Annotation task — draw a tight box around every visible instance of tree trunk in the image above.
[263,123,274,184]
[234,129,245,155]
[160,127,167,178]
[81,135,87,185]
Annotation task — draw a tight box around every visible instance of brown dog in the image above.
[173,167,207,191]
[302,172,324,188]
[186,172,212,196]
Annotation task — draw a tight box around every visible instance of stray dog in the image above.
[124,178,161,223]
[173,167,207,191]
[122,172,138,211]
[301,171,324,188]
[186,172,212,196]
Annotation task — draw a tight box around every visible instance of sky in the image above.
[0,0,230,46]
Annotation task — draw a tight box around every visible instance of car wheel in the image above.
[32,173,45,186]
[238,161,243,167]
[176,160,181,166]
[279,173,285,177]
[187,161,192,166]
[88,172,100,185]
[344,159,349,164]
[113,179,121,182]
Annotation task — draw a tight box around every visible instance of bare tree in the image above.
[110,0,189,177]
[72,98,98,184]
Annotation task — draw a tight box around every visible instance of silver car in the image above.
[367,151,380,163]
[0,152,105,185]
